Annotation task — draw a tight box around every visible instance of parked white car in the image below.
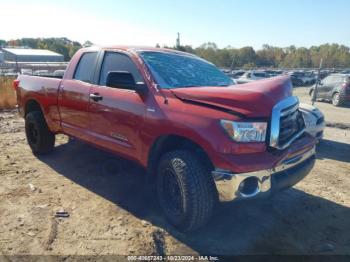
[299,103,325,140]
[288,71,316,86]
[236,71,269,84]
[53,70,66,77]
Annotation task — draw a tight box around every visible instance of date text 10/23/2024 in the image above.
[127,255,219,261]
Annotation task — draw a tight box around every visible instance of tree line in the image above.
[174,43,350,69]
[1,38,349,68]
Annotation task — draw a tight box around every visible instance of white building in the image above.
[0,48,64,62]
[0,51,4,63]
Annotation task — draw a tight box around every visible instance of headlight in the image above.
[220,120,267,142]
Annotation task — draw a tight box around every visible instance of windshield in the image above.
[140,51,233,88]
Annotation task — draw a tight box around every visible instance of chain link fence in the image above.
[0,61,68,77]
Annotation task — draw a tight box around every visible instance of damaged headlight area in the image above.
[221,120,267,142]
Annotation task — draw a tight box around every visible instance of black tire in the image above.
[309,89,314,97]
[332,92,343,107]
[156,150,217,232]
[310,89,317,102]
[25,111,55,155]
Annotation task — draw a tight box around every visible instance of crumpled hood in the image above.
[170,76,293,118]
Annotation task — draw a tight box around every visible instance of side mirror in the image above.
[134,82,148,95]
[106,71,148,95]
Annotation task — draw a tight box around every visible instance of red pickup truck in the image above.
[14,46,316,231]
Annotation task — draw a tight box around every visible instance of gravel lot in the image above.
[294,87,350,127]
[0,86,349,257]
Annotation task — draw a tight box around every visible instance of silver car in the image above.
[299,103,325,140]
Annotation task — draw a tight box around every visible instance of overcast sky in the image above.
[1,0,349,49]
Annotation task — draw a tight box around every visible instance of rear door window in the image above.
[322,76,333,85]
[74,52,98,83]
[333,75,343,83]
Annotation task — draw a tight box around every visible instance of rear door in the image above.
[58,51,98,139]
[317,75,333,98]
[327,75,343,98]
[324,75,343,99]
[88,51,146,161]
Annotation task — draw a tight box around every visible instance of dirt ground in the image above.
[0,87,349,257]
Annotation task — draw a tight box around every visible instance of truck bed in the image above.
[17,75,62,132]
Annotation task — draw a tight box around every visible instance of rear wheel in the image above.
[25,111,55,154]
[156,150,217,232]
[309,89,319,102]
[309,89,314,98]
[332,92,343,107]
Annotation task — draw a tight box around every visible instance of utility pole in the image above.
[312,58,323,105]
[15,55,19,74]
[230,55,235,71]
[176,32,180,49]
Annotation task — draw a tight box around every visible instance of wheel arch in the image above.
[332,90,340,97]
[23,98,59,132]
[24,99,43,116]
[309,87,314,96]
[147,134,214,176]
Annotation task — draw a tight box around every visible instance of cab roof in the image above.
[82,45,193,56]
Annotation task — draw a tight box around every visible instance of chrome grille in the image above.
[270,96,305,150]
[278,107,305,146]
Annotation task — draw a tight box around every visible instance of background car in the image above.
[33,70,50,76]
[310,74,350,106]
[230,70,246,79]
[4,72,18,77]
[264,70,283,77]
[299,103,325,141]
[236,70,269,84]
[53,70,65,77]
[288,71,316,86]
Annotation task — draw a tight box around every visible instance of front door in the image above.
[316,75,332,99]
[88,51,147,161]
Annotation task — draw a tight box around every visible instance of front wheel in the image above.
[332,92,343,107]
[25,111,55,155]
[156,150,217,232]
[309,89,314,97]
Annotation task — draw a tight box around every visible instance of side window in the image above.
[99,52,143,87]
[74,52,98,83]
[247,73,251,78]
[334,76,342,83]
[322,76,332,85]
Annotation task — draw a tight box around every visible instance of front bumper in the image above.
[212,146,316,202]
[307,121,325,140]
[342,94,350,102]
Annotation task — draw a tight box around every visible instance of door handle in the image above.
[89,93,103,102]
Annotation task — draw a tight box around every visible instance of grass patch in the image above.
[0,77,17,109]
